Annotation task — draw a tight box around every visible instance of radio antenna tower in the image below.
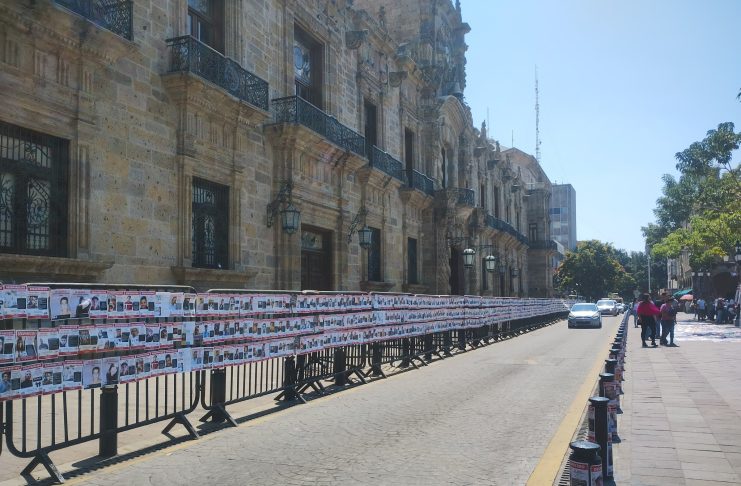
[535,66,542,163]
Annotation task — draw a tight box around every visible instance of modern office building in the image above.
[550,184,577,251]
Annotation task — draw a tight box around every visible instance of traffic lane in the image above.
[75,316,622,486]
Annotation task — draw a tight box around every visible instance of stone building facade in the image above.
[0,0,556,296]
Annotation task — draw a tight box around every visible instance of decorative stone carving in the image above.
[388,71,407,87]
[345,30,368,49]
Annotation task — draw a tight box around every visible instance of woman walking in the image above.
[637,293,661,347]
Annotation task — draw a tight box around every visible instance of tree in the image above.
[555,240,631,301]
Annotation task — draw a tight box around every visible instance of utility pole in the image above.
[647,253,652,296]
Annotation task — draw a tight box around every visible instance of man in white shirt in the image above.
[697,298,706,321]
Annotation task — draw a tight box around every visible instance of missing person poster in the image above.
[42,363,63,395]
[145,324,160,348]
[134,355,148,381]
[50,289,73,321]
[182,293,196,318]
[95,325,115,352]
[63,361,83,390]
[26,286,50,319]
[1,284,28,319]
[87,290,108,319]
[101,356,120,386]
[77,325,97,354]
[137,291,155,319]
[154,292,184,318]
[119,358,136,383]
[0,330,15,363]
[59,325,80,356]
[0,365,17,401]
[22,362,44,397]
[128,322,146,349]
[15,330,38,362]
[69,289,93,319]
[110,324,131,349]
[37,328,60,360]
[83,359,103,389]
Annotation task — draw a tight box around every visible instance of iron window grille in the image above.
[192,178,228,269]
[0,122,68,257]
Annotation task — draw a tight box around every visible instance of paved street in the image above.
[614,316,741,485]
[21,316,619,486]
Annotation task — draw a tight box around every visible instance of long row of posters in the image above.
[0,320,482,401]
[0,300,569,365]
[0,285,569,320]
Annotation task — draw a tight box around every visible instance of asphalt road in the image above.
[62,316,621,486]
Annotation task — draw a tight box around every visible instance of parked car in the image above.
[568,303,603,328]
[596,299,619,316]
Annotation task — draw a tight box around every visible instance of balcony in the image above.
[368,146,406,183]
[55,0,133,40]
[485,214,530,247]
[406,169,435,196]
[530,240,558,251]
[271,96,365,156]
[456,187,475,207]
[167,36,269,112]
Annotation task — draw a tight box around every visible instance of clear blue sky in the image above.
[462,0,741,253]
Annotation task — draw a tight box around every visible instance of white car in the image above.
[568,303,603,328]
[596,299,619,316]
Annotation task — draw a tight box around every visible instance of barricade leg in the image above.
[99,385,118,458]
[333,348,348,386]
[369,342,385,377]
[400,338,411,368]
[281,356,305,403]
[200,369,237,427]
[443,331,453,356]
[20,452,65,484]
[458,330,466,351]
[424,333,433,361]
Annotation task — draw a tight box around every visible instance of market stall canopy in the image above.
[672,288,693,299]
[679,294,693,301]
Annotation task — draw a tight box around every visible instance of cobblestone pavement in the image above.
[613,324,741,485]
[41,316,621,486]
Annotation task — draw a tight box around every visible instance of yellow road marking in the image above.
[526,321,621,485]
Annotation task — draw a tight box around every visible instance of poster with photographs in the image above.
[118,357,136,383]
[182,293,196,318]
[211,347,225,368]
[0,365,18,401]
[145,324,161,348]
[22,362,44,397]
[26,286,50,319]
[184,347,204,371]
[153,292,184,318]
[15,330,38,362]
[101,357,120,386]
[37,328,60,360]
[201,347,215,369]
[109,324,131,349]
[77,325,97,354]
[95,325,115,352]
[128,322,146,349]
[87,290,109,319]
[83,359,103,389]
[0,330,15,363]
[68,289,92,319]
[50,289,73,321]
[137,291,155,318]
[42,363,63,395]
[120,291,137,318]
[133,355,147,381]
[1,284,28,319]
[63,361,83,390]
[59,325,80,356]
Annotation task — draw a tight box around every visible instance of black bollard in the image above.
[333,348,348,386]
[569,440,602,485]
[599,372,621,439]
[589,396,611,480]
[99,385,119,457]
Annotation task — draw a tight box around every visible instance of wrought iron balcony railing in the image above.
[55,0,133,40]
[530,240,558,251]
[485,214,530,246]
[456,187,475,207]
[271,96,365,156]
[369,146,406,183]
[406,169,435,195]
[167,36,269,111]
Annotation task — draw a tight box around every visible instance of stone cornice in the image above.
[0,254,113,281]
[171,266,258,290]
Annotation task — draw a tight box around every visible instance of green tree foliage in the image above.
[555,240,632,301]
[646,121,741,265]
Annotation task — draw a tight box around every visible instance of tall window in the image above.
[404,128,415,172]
[481,258,489,291]
[407,237,418,285]
[480,183,485,209]
[0,122,68,257]
[192,178,228,269]
[493,187,499,218]
[367,227,381,281]
[529,223,538,242]
[364,99,378,155]
[187,0,224,52]
[294,27,323,108]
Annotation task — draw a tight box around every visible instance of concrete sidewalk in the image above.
[613,317,741,485]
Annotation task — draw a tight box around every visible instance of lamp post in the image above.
[462,246,497,295]
[735,240,741,327]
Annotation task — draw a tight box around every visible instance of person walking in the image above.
[637,293,660,347]
[697,297,706,321]
[660,297,679,346]
[632,300,640,328]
